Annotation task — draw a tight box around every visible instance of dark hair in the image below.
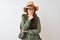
[26,12,38,29]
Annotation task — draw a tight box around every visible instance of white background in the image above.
[0,0,60,40]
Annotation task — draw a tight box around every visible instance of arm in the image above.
[20,14,31,30]
[27,17,41,34]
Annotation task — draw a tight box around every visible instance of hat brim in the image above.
[23,6,39,12]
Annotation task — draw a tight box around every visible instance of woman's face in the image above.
[27,6,35,15]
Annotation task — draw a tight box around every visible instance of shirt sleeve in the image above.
[27,17,41,35]
[20,14,31,30]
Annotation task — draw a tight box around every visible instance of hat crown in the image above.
[26,1,35,6]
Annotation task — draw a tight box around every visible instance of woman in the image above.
[19,1,41,40]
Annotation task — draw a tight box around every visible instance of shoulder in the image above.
[35,14,40,20]
[37,17,40,20]
[21,14,27,20]
[22,14,27,16]
[22,14,27,17]
[36,16,40,22]
[36,15,40,20]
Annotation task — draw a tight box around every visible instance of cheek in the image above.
[28,10,31,14]
[28,10,34,13]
